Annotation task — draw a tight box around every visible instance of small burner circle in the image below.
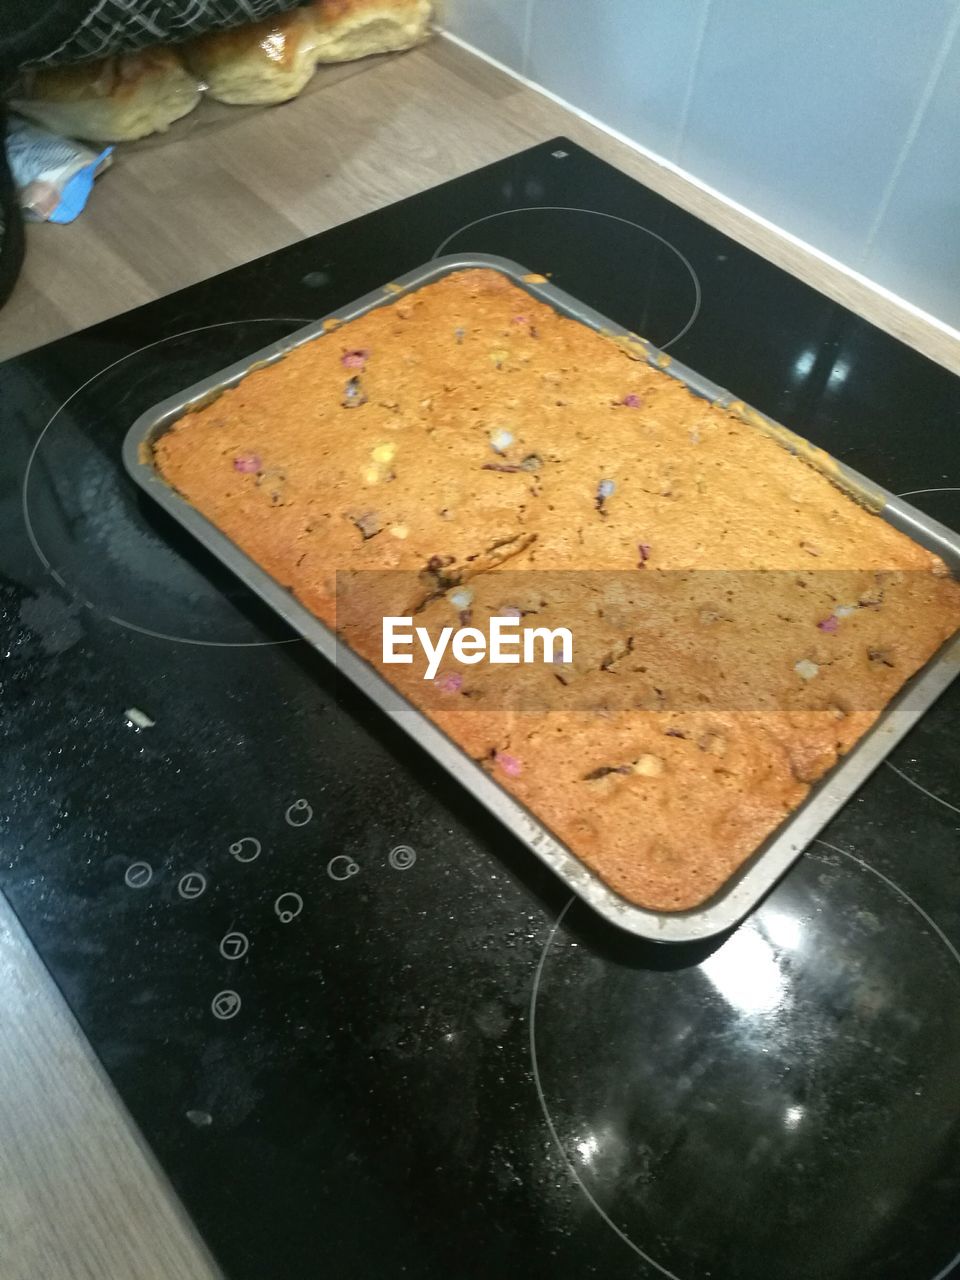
[433,205,702,350]
[284,799,314,828]
[210,989,242,1021]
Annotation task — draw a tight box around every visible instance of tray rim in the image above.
[122,251,960,943]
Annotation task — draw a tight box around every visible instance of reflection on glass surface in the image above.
[534,849,960,1279]
[760,909,804,952]
[700,925,786,1016]
[828,358,850,388]
[576,1133,600,1165]
[793,349,816,379]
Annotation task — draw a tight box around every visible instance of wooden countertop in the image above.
[4,38,960,373]
[1,35,957,1280]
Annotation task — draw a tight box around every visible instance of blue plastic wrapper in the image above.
[5,116,112,223]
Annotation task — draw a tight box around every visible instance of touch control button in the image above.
[124,861,153,889]
[219,931,249,960]
[274,892,303,923]
[229,837,261,863]
[178,872,207,900]
[284,799,313,827]
[211,990,241,1021]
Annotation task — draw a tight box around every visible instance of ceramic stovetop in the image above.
[2,138,959,1280]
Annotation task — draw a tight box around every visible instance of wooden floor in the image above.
[1,33,959,1280]
[2,37,959,373]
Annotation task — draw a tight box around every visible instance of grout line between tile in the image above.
[861,0,960,264]
[674,0,715,164]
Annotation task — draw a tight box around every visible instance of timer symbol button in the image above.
[178,872,207,900]
[326,856,360,882]
[388,845,417,871]
[211,990,241,1021]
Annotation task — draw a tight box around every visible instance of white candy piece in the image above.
[632,754,665,777]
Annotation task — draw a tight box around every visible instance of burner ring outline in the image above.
[21,319,312,648]
[433,205,702,350]
[529,838,960,1277]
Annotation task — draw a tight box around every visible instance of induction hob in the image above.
[2,138,959,1280]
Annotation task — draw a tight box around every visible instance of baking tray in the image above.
[123,253,960,943]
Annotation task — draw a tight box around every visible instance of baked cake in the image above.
[153,268,960,911]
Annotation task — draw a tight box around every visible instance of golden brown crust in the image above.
[310,0,432,60]
[154,268,960,911]
[183,9,320,105]
[12,48,200,141]
[182,0,431,104]
[311,0,428,27]
[18,48,183,104]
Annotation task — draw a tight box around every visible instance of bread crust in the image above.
[12,48,200,142]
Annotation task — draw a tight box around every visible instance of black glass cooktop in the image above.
[3,138,960,1280]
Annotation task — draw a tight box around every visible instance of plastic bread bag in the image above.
[5,115,112,223]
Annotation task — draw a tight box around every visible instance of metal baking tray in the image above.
[123,253,960,943]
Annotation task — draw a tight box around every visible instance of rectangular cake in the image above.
[153,268,960,911]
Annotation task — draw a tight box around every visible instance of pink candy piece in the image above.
[341,349,369,369]
[817,615,839,632]
[512,315,529,325]
[495,751,523,778]
[436,672,463,694]
[233,454,261,473]
[499,606,523,619]
[637,542,652,566]
[622,394,643,408]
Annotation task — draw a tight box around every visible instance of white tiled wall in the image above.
[441,0,960,331]
[526,0,710,160]
[440,0,530,75]
[862,4,960,329]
